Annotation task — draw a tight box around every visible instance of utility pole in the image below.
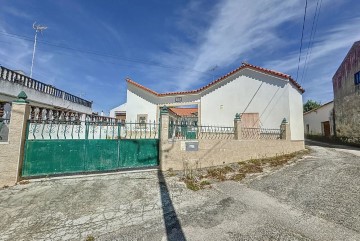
[30,22,47,78]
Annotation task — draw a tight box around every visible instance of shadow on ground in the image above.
[157,170,187,241]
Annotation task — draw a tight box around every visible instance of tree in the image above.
[303,100,321,113]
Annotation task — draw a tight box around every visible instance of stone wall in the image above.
[333,42,360,138]
[334,94,360,137]
[160,139,304,171]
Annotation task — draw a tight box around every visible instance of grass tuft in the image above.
[85,235,95,241]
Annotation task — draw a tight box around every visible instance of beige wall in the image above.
[0,103,29,187]
[160,139,304,171]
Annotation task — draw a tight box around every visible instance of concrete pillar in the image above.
[280,118,291,140]
[234,113,242,140]
[159,106,170,171]
[0,91,30,187]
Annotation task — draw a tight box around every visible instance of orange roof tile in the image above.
[169,108,198,117]
[126,62,305,96]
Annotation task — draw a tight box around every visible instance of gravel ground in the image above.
[0,144,359,241]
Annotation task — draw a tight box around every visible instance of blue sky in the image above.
[1,0,360,114]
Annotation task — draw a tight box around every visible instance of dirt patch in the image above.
[180,149,310,191]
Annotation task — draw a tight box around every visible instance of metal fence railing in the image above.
[168,124,234,140]
[0,118,10,142]
[0,66,92,108]
[241,127,283,140]
[26,120,159,140]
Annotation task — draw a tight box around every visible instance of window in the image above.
[355,71,360,86]
[137,114,148,127]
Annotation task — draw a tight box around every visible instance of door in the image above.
[322,121,330,137]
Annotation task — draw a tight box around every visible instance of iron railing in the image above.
[242,127,283,140]
[27,120,159,140]
[0,66,92,108]
[0,118,10,141]
[168,123,234,140]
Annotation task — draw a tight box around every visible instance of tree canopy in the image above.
[303,100,321,113]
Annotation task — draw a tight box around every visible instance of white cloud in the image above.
[147,0,313,91]
[265,17,360,102]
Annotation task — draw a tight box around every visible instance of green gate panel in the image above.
[120,139,159,168]
[85,140,119,171]
[22,139,159,177]
[22,140,86,176]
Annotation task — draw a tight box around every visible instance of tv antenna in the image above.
[30,22,47,78]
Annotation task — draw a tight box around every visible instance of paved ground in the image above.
[0,144,360,241]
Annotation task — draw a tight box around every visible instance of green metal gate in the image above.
[22,120,159,177]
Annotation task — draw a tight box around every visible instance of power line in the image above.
[0,30,213,76]
[300,0,323,85]
[295,0,308,82]
[241,82,264,115]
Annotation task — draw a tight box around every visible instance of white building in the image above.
[109,103,126,122]
[303,101,334,137]
[114,63,305,140]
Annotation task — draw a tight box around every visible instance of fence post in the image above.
[280,118,291,140]
[234,113,242,140]
[159,105,170,171]
[0,91,30,187]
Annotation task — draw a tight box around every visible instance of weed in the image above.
[19,180,30,185]
[238,163,263,174]
[167,168,177,177]
[184,178,200,191]
[231,173,246,181]
[85,235,95,241]
[249,159,263,166]
[206,166,234,181]
[200,180,211,186]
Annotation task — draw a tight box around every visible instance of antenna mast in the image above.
[30,22,47,78]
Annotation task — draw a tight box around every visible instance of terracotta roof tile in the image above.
[126,63,305,96]
[169,108,198,117]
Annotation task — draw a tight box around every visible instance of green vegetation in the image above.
[182,149,310,191]
[85,235,95,241]
[303,99,321,113]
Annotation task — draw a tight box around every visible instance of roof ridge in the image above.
[126,63,305,96]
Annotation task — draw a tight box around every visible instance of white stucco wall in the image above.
[288,83,304,140]
[200,70,290,129]
[126,89,157,122]
[303,102,333,135]
[109,103,126,117]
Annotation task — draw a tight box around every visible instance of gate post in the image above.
[159,106,170,171]
[0,91,30,187]
[280,118,291,140]
[234,113,242,140]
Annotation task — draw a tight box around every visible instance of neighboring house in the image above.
[115,63,305,141]
[332,40,360,138]
[0,66,93,115]
[303,101,334,137]
[110,103,126,123]
[169,107,198,126]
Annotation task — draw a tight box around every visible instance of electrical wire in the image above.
[295,0,308,82]
[300,0,323,85]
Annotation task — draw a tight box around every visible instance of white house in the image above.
[109,103,126,122]
[114,63,305,140]
[303,101,334,137]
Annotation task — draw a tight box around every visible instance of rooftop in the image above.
[126,62,305,96]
